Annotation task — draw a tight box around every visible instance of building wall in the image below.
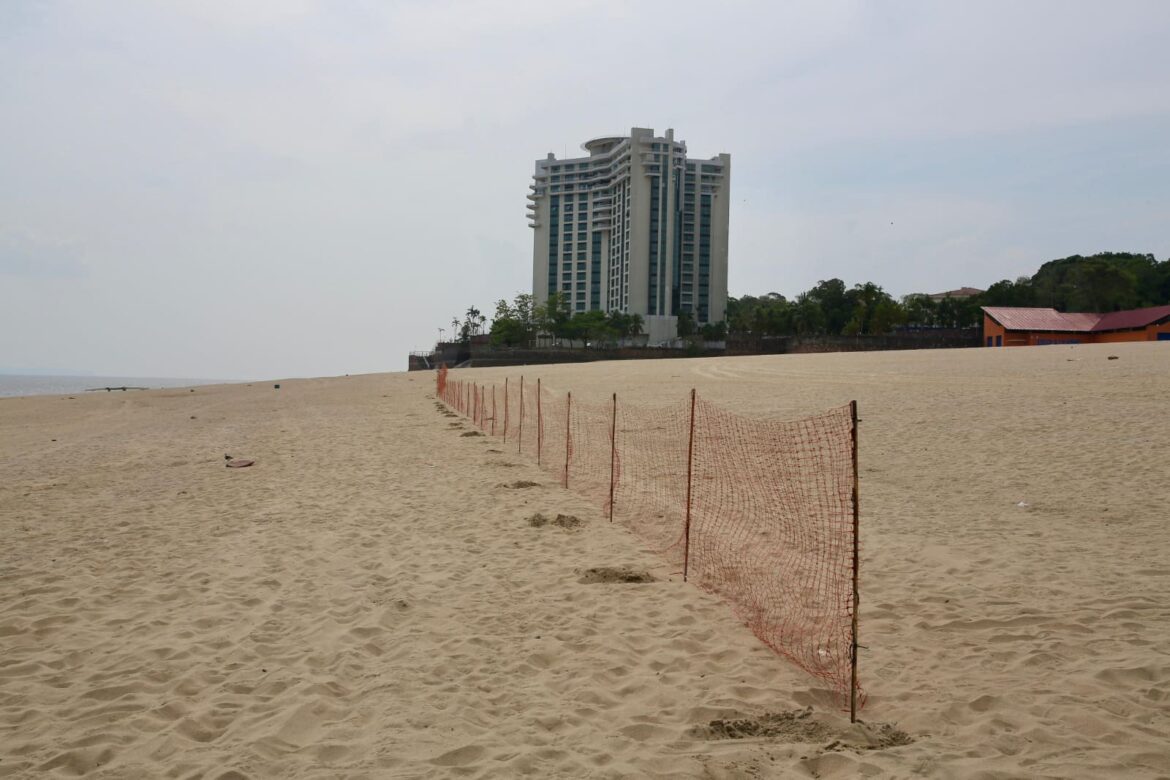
[529,128,729,335]
[1094,328,1149,344]
[983,314,1170,345]
[707,153,731,324]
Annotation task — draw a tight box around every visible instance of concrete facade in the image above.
[528,128,730,336]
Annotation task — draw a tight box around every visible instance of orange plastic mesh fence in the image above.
[433,369,862,709]
[690,397,858,700]
[612,394,692,563]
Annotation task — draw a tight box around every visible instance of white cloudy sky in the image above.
[2,1,1168,378]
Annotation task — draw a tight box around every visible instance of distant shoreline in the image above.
[0,375,231,399]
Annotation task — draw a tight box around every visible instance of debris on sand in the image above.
[579,566,654,584]
[692,708,830,742]
[690,708,914,753]
[528,513,583,530]
[553,514,582,529]
[499,480,539,489]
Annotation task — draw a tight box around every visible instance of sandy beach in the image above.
[2,342,1169,778]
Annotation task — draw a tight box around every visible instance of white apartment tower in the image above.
[528,128,729,339]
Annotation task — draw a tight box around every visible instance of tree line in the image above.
[727,252,1170,338]
[446,252,1170,345]
[446,293,646,348]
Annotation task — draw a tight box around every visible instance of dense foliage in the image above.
[982,253,1170,312]
[727,280,916,336]
[451,252,1169,345]
[727,252,1170,337]
[485,292,644,348]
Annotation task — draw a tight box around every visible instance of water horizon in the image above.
[0,374,236,398]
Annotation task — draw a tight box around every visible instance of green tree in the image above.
[902,294,937,327]
[536,292,573,343]
[870,298,906,334]
[791,297,827,335]
[700,321,727,340]
[803,279,852,335]
[573,310,611,345]
[981,277,1036,308]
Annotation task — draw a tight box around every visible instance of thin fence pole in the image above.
[503,377,509,441]
[518,376,524,454]
[465,383,470,417]
[491,386,496,436]
[683,388,697,582]
[536,378,543,466]
[850,399,861,723]
[609,392,616,522]
[564,391,571,488]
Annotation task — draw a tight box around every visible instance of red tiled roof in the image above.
[1092,305,1170,331]
[928,286,985,300]
[982,305,1170,333]
[982,307,1097,332]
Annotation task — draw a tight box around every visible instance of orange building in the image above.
[982,305,1170,347]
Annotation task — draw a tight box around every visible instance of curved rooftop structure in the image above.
[582,136,624,156]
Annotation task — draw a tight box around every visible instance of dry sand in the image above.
[2,342,1168,778]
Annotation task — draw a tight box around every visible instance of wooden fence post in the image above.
[563,391,571,488]
[850,399,861,723]
[609,393,617,522]
[683,388,696,582]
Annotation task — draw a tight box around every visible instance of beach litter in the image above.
[579,566,654,584]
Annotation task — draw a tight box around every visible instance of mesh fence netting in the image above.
[434,365,863,710]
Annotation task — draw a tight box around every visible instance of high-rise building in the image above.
[528,128,729,340]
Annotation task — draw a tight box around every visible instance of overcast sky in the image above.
[2,1,1168,379]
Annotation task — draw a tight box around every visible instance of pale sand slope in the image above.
[0,342,1166,778]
